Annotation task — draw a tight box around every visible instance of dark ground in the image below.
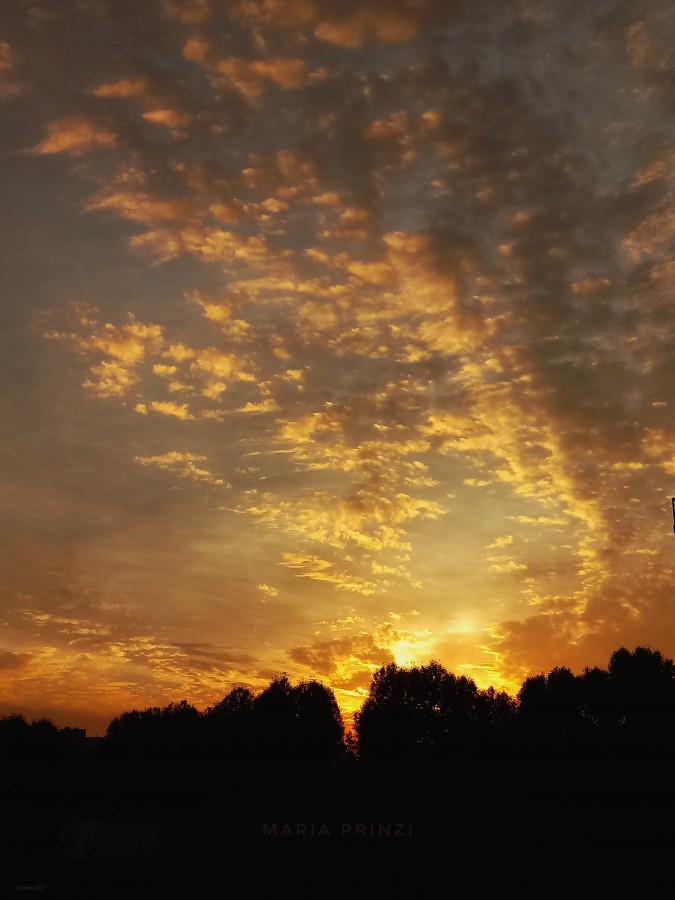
[1,752,673,899]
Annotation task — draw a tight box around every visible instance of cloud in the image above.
[0,41,20,101]
[281,553,377,595]
[289,632,394,689]
[236,399,280,414]
[0,650,33,671]
[215,57,307,100]
[512,516,568,527]
[93,77,149,98]
[48,313,163,366]
[0,598,269,730]
[491,566,675,686]
[249,478,443,560]
[488,558,528,575]
[47,307,257,416]
[142,108,191,131]
[29,116,117,155]
[183,36,209,64]
[84,360,138,398]
[161,0,213,25]
[625,9,675,105]
[185,347,253,380]
[12,0,675,720]
[489,535,514,549]
[86,191,200,224]
[288,619,437,704]
[149,400,195,420]
[231,0,448,48]
[134,451,226,485]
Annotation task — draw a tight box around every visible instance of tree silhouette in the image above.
[579,665,616,742]
[474,685,518,752]
[515,646,675,758]
[160,699,202,758]
[0,714,32,761]
[4,646,675,900]
[293,679,344,763]
[355,660,514,762]
[607,646,675,752]
[355,662,435,762]
[105,700,201,760]
[251,675,344,765]
[204,686,255,760]
[251,674,296,762]
[517,666,586,750]
[30,717,61,757]
[105,706,164,758]
[209,686,255,718]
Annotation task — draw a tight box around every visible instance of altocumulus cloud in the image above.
[2,0,675,727]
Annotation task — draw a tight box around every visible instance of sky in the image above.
[2,0,675,734]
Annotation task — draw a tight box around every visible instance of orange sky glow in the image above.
[2,0,675,734]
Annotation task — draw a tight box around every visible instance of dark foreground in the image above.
[1,752,673,900]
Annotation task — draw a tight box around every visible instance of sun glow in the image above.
[389,634,435,667]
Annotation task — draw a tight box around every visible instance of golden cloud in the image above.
[315,10,419,47]
[30,116,117,156]
[183,36,210,63]
[489,535,514,549]
[232,0,444,47]
[48,297,263,420]
[48,315,165,399]
[281,552,377,595]
[188,346,255,383]
[149,400,195,420]
[83,360,138,398]
[93,77,149,98]
[134,451,226,485]
[25,0,675,726]
[142,108,191,130]
[289,631,394,689]
[216,56,307,100]
[490,565,675,688]
[488,558,528,575]
[236,399,280,414]
[87,191,200,224]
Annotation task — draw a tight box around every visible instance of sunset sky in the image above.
[2,0,675,734]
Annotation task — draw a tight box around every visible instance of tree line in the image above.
[356,645,675,761]
[2,646,675,769]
